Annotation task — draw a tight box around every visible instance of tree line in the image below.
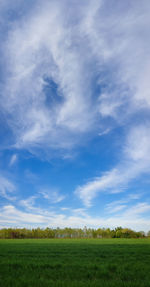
[0,226,149,239]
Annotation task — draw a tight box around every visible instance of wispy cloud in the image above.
[124,202,150,218]
[1,0,97,156]
[9,154,18,166]
[75,125,150,206]
[105,192,142,215]
[39,189,65,204]
[0,0,150,158]
[105,200,127,214]
[19,195,38,211]
[0,175,16,200]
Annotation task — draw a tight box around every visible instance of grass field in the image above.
[0,238,150,287]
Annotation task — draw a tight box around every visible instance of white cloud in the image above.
[0,175,16,200]
[82,0,150,116]
[18,189,65,215]
[20,195,38,211]
[19,189,65,213]
[75,124,150,206]
[105,200,127,214]
[0,203,150,232]
[124,125,150,162]
[1,0,96,155]
[39,189,65,203]
[124,202,150,217]
[61,207,88,217]
[9,154,18,166]
[128,193,141,200]
[0,205,49,225]
[71,208,88,217]
[98,128,111,136]
[105,192,143,215]
[0,0,150,158]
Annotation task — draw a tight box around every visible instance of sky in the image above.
[0,0,150,232]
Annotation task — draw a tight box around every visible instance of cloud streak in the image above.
[75,124,150,206]
[0,175,16,200]
[39,189,65,204]
[9,154,18,166]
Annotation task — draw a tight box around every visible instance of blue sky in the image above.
[0,0,150,231]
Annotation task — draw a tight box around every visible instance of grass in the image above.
[0,238,150,286]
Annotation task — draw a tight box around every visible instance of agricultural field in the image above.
[0,238,150,287]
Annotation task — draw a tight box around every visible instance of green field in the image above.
[0,238,150,287]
